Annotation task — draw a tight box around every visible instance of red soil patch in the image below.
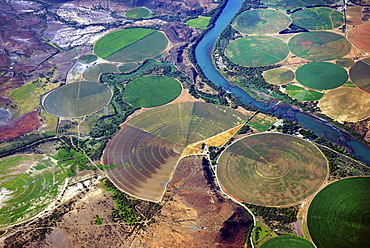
[137,156,253,247]
[348,23,370,53]
[0,109,42,141]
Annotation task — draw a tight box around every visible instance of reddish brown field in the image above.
[0,109,42,141]
[348,23,370,53]
[103,124,184,202]
[137,156,253,247]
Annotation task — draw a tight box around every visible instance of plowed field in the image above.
[348,23,370,53]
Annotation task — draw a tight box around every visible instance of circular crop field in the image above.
[262,0,340,9]
[0,154,67,228]
[94,28,168,63]
[82,63,118,81]
[348,23,370,53]
[291,7,343,30]
[296,62,348,90]
[123,75,182,107]
[233,9,291,34]
[349,57,370,93]
[42,81,112,118]
[78,54,97,64]
[263,68,295,85]
[216,133,328,206]
[307,177,370,248]
[318,88,370,122]
[118,63,139,73]
[225,36,289,67]
[336,58,354,67]
[286,84,324,101]
[261,236,315,248]
[288,31,351,61]
[104,102,247,201]
[125,7,150,19]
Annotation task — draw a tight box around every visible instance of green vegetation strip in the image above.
[263,68,295,85]
[288,31,351,61]
[307,177,370,248]
[261,236,315,248]
[349,57,370,94]
[42,81,112,118]
[94,28,155,59]
[233,9,291,34]
[217,133,328,206]
[296,62,348,90]
[286,84,324,101]
[186,16,211,29]
[0,154,67,228]
[225,36,289,67]
[291,7,343,30]
[123,75,182,107]
[125,7,150,19]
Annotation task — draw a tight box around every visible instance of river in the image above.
[195,0,370,165]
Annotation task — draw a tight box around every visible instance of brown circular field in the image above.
[349,57,370,93]
[319,88,370,122]
[103,102,247,202]
[348,23,370,53]
[216,133,328,206]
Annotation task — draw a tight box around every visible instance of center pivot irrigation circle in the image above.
[254,154,290,179]
[216,133,328,206]
[307,177,370,248]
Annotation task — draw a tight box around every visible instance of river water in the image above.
[195,0,370,165]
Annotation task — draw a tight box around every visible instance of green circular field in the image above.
[263,68,295,85]
[82,63,118,81]
[42,81,113,118]
[78,54,97,64]
[318,88,370,122]
[307,177,370,248]
[336,58,354,67]
[216,133,328,206]
[288,31,351,61]
[349,58,370,94]
[262,0,340,9]
[286,84,324,101]
[123,75,182,107]
[0,154,67,228]
[119,63,139,73]
[296,62,348,90]
[291,7,343,30]
[261,236,315,248]
[233,9,291,34]
[225,36,289,67]
[125,7,150,19]
[94,28,168,63]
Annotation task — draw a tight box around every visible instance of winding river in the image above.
[195,0,370,165]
